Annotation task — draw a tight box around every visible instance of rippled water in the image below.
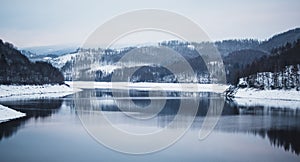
[0,89,299,161]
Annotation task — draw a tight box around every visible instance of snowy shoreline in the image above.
[231,88,300,109]
[234,88,300,101]
[66,81,229,93]
[233,97,300,109]
[0,83,81,123]
[0,104,26,123]
[0,84,81,99]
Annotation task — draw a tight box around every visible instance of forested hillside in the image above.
[235,39,300,90]
[0,39,64,85]
[18,28,300,85]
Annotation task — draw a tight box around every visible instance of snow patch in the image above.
[90,64,121,75]
[0,104,25,123]
[187,44,195,50]
[49,52,79,68]
[0,84,81,122]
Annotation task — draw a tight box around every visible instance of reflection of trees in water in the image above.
[0,99,63,141]
[252,129,300,155]
[0,118,26,141]
[156,98,236,129]
[77,89,211,100]
[224,102,300,156]
[75,89,231,115]
[74,89,239,123]
[72,89,300,156]
[267,129,300,155]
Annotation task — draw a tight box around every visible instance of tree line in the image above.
[0,39,64,85]
[234,39,300,90]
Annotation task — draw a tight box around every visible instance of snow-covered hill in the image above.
[46,44,225,83]
[38,28,300,84]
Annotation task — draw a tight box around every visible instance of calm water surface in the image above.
[0,89,299,162]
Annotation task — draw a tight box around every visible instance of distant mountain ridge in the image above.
[14,27,300,84]
[259,28,300,52]
[21,44,78,56]
[223,28,300,83]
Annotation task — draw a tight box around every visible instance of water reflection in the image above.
[0,99,63,141]
[222,100,300,155]
[0,89,299,156]
[73,89,300,155]
[75,89,222,116]
[250,128,300,155]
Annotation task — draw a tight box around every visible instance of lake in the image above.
[0,89,299,162]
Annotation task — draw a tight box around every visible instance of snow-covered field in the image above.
[0,84,81,123]
[67,81,229,93]
[0,104,25,123]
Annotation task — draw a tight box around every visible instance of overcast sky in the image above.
[0,0,299,47]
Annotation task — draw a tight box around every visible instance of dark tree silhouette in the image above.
[0,39,64,85]
[234,39,300,89]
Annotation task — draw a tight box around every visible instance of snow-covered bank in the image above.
[234,88,300,101]
[0,104,25,123]
[0,84,81,122]
[0,84,81,99]
[225,86,300,109]
[67,81,229,93]
[233,97,300,109]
